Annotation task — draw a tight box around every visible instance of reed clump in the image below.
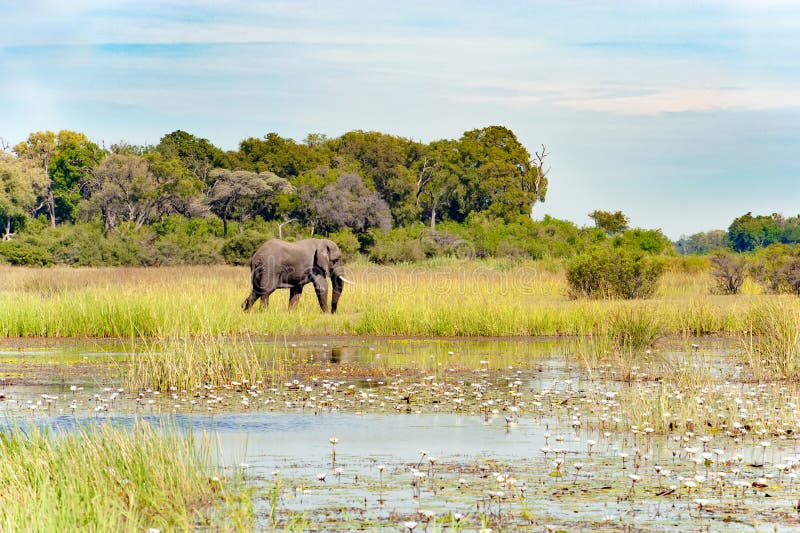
[744,299,800,379]
[0,420,252,532]
[574,305,663,380]
[127,334,293,391]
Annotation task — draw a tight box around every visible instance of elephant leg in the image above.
[259,291,272,311]
[288,285,303,309]
[242,291,259,312]
[311,275,329,313]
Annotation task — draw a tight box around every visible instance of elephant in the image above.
[242,238,353,313]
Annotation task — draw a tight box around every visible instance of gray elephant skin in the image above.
[242,238,352,313]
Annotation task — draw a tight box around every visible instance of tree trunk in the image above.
[222,200,231,237]
[2,219,11,241]
[430,200,437,231]
[47,190,56,227]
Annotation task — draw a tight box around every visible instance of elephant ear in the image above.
[315,242,331,275]
[326,240,342,266]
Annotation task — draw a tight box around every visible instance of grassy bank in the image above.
[0,420,252,531]
[0,261,792,338]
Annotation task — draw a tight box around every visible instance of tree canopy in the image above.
[589,210,629,236]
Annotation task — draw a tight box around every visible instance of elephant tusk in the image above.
[338,276,354,285]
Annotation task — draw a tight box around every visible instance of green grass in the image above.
[0,419,252,532]
[126,334,292,391]
[744,298,800,379]
[0,262,795,339]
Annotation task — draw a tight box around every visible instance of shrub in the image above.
[221,230,271,265]
[709,251,747,294]
[779,258,800,295]
[327,227,361,260]
[419,229,475,258]
[748,243,800,294]
[0,240,53,266]
[446,213,591,259]
[566,246,665,299]
[613,228,673,255]
[367,227,425,264]
[665,254,710,274]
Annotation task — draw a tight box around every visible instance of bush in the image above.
[0,240,53,266]
[709,251,747,295]
[221,230,271,265]
[566,246,665,299]
[748,243,800,294]
[327,227,361,260]
[367,227,425,264]
[445,213,593,259]
[613,228,673,255]
[779,258,800,295]
[665,254,710,274]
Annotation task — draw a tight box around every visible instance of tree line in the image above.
[0,125,796,267]
[1,126,547,239]
[0,126,611,266]
[676,212,800,255]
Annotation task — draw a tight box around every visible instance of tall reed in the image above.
[127,334,293,391]
[744,299,800,379]
[0,419,252,532]
[0,263,795,338]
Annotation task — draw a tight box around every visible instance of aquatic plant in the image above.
[744,299,800,379]
[0,420,251,532]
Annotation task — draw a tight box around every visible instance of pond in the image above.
[1,336,799,531]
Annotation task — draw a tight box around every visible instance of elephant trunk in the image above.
[330,275,344,314]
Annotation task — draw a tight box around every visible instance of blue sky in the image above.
[2,0,799,238]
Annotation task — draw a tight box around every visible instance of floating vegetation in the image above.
[3,337,800,530]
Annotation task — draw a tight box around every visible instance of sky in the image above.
[1,0,799,239]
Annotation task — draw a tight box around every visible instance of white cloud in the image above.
[566,87,800,114]
[461,81,800,115]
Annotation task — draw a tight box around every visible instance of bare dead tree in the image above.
[278,217,296,239]
[414,156,437,206]
[532,144,550,199]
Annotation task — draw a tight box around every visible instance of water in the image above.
[1,336,798,531]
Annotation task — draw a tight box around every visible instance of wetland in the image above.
[3,335,800,531]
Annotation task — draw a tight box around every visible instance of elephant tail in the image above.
[250,262,267,294]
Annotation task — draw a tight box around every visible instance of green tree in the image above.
[83,152,205,232]
[458,126,541,220]
[0,154,48,240]
[14,130,103,226]
[728,212,781,252]
[776,214,800,244]
[414,139,461,230]
[155,130,225,187]
[614,228,672,254]
[331,130,419,225]
[236,133,324,179]
[13,131,57,225]
[589,210,629,236]
[49,131,104,223]
[208,169,293,236]
[675,230,728,255]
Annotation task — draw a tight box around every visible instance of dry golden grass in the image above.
[1,262,797,338]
